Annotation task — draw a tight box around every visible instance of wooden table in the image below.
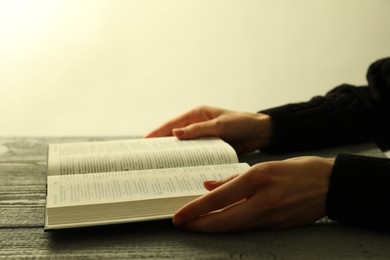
[1,137,390,259]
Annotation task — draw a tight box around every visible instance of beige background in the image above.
[1,0,389,136]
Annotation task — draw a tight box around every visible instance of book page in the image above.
[48,137,238,176]
[46,163,249,208]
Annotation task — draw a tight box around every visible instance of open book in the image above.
[45,137,250,230]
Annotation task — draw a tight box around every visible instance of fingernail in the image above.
[204,180,219,186]
[173,129,185,138]
[173,215,185,226]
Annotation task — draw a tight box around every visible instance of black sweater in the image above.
[262,57,390,229]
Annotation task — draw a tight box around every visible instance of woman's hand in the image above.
[145,105,273,154]
[172,156,335,233]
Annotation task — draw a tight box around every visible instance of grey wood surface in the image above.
[1,137,390,259]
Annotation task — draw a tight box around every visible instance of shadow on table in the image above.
[45,219,390,259]
[239,142,385,166]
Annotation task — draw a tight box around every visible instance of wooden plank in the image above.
[1,137,390,259]
[0,224,390,259]
[0,206,44,227]
[0,163,46,227]
[0,136,136,163]
[0,163,46,186]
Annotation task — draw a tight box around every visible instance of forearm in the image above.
[326,153,390,230]
[260,57,390,153]
[260,85,384,153]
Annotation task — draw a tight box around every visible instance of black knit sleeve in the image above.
[326,153,390,229]
[259,58,390,230]
[261,57,390,153]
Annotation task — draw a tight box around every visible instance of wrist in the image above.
[256,113,274,149]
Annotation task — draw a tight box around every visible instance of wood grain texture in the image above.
[1,137,390,259]
[1,224,390,259]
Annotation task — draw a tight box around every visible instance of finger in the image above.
[144,127,174,138]
[173,172,254,226]
[144,118,184,138]
[203,174,239,191]
[179,183,292,233]
[145,106,217,138]
[180,194,260,233]
[173,119,224,139]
